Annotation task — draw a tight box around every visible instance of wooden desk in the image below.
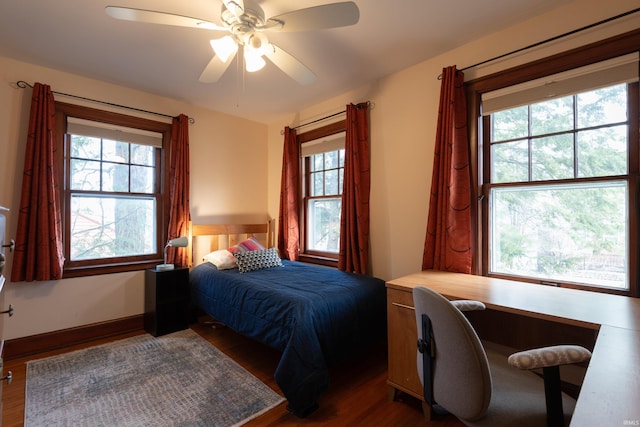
[386,270,640,427]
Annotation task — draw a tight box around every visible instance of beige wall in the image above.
[1,0,638,340]
[266,0,640,282]
[0,57,267,340]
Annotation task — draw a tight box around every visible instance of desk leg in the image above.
[387,385,398,401]
[387,385,433,420]
[421,400,433,420]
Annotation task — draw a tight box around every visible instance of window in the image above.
[487,84,629,290]
[306,149,345,253]
[56,103,172,277]
[297,121,346,264]
[471,39,640,296]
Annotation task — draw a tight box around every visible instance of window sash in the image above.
[68,193,158,261]
[488,180,629,290]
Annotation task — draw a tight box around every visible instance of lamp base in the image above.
[156,263,175,271]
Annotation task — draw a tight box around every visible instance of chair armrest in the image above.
[507,345,592,370]
[451,300,486,312]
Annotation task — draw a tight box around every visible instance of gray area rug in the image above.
[25,329,285,426]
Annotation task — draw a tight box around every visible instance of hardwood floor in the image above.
[2,319,464,426]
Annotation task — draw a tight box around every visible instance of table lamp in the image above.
[156,236,188,271]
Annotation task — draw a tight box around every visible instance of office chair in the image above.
[413,286,591,427]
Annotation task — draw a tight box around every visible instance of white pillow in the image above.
[203,249,237,270]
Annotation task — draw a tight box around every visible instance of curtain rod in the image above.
[16,80,195,124]
[291,110,346,131]
[281,101,371,135]
[438,7,640,79]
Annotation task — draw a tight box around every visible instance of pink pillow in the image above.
[228,236,265,253]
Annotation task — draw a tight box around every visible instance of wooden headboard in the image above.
[187,220,274,267]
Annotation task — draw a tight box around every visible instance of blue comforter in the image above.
[189,260,386,416]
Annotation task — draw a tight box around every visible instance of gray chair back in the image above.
[414,286,492,421]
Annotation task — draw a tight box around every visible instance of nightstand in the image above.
[144,267,190,337]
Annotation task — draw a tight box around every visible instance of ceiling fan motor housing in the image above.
[221,0,267,45]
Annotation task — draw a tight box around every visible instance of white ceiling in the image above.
[0,0,571,124]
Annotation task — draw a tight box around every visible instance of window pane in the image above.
[492,106,528,141]
[71,159,101,191]
[70,195,156,260]
[312,171,324,196]
[325,151,339,169]
[312,154,324,172]
[70,135,101,160]
[577,84,627,128]
[339,149,345,167]
[492,140,529,183]
[531,96,574,135]
[490,182,627,290]
[307,198,341,253]
[531,134,574,181]
[325,169,339,195]
[577,125,627,178]
[102,162,129,192]
[131,144,155,166]
[131,165,155,193]
[102,139,129,163]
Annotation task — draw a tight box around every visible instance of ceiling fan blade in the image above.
[105,6,226,31]
[222,0,244,18]
[266,2,359,32]
[264,44,316,85]
[199,54,234,83]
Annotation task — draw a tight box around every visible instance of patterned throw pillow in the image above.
[233,247,283,273]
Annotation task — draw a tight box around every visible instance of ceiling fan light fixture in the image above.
[247,33,270,55]
[210,36,238,62]
[244,49,266,72]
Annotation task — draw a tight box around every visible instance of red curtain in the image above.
[11,83,65,282]
[277,127,301,260]
[422,66,472,273]
[338,102,371,274]
[166,114,191,267]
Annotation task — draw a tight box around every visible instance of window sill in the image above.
[298,254,338,268]
[63,260,165,278]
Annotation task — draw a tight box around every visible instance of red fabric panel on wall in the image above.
[338,102,371,275]
[277,127,301,260]
[422,66,472,274]
[11,83,65,282]
[167,114,191,267]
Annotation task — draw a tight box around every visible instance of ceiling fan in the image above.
[105,0,359,85]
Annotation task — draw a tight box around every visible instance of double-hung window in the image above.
[56,103,171,277]
[299,124,346,264]
[480,52,639,294]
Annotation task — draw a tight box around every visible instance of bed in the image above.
[187,222,387,417]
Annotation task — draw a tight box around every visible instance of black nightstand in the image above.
[144,267,190,337]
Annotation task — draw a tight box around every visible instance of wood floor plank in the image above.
[2,320,464,426]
